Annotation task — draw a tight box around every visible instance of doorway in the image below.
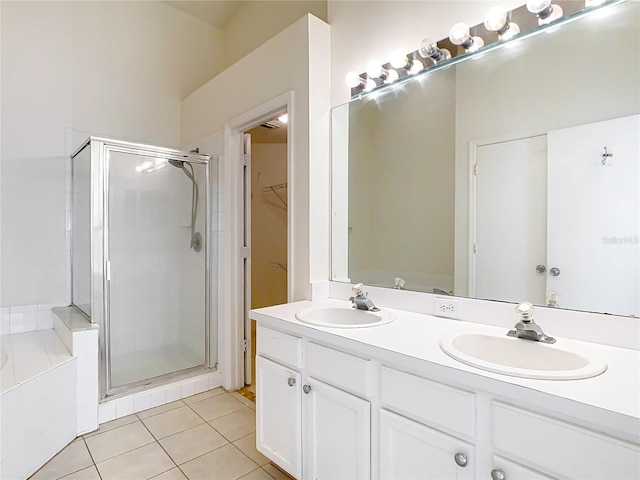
[238,112,289,402]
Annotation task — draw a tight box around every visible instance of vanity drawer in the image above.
[380,366,476,440]
[257,325,302,369]
[492,402,640,479]
[306,342,370,397]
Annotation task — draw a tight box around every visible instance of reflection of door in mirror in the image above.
[547,115,639,317]
[473,136,547,305]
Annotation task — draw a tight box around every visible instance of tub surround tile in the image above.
[133,392,152,413]
[149,389,168,408]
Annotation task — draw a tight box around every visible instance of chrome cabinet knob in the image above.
[536,264,546,273]
[453,452,468,467]
[287,377,296,387]
[303,384,311,394]
[550,267,560,276]
[491,468,506,480]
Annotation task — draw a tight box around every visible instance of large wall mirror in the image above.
[331,0,639,317]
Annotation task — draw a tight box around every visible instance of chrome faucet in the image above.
[507,302,556,344]
[349,283,380,312]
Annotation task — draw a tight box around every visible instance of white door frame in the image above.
[222,91,294,390]
[468,128,546,297]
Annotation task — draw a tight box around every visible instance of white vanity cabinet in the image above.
[379,366,476,479]
[489,401,640,480]
[253,311,640,480]
[256,325,371,480]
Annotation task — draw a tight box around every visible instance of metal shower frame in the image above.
[71,136,215,400]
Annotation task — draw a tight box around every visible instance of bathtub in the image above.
[0,329,77,479]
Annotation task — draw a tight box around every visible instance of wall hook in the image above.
[601,146,613,166]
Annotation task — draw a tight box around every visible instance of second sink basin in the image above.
[296,305,394,328]
[440,333,607,380]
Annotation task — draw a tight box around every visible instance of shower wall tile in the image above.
[150,389,167,408]
[98,403,117,424]
[115,396,134,418]
[133,393,151,413]
[181,382,196,399]
[166,385,182,403]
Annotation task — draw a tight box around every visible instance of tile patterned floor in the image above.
[30,389,292,480]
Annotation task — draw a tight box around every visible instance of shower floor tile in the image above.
[29,390,294,480]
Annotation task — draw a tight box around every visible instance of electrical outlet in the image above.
[434,298,462,320]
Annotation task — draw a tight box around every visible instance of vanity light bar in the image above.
[345,0,621,98]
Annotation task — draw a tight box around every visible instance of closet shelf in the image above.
[261,183,287,208]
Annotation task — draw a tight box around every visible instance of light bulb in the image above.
[408,59,425,75]
[418,38,451,63]
[449,22,471,45]
[366,61,384,79]
[345,71,363,88]
[384,70,399,84]
[526,0,551,14]
[484,6,508,32]
[538,4,563,24]
[527,0,563,25]
[277,113,288,124]
[467,36,485,53]
[390,50,409,69]
[499,22,520,40]
[418,38,438,58]
[363,79,376,92]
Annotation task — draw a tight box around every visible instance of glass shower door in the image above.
[107,149,208,389]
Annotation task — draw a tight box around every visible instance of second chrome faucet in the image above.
[507,302,556,344]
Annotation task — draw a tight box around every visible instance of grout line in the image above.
[81,437,102,480]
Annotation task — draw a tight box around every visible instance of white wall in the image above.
[0,1,224,307]
[327,0,523,108]
[223,1,327,69]
[181,14,331,302]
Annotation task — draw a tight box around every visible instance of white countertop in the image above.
[251,299,640,438]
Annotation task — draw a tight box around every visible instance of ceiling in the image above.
[164,1,243,29]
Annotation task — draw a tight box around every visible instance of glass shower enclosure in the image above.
[71,137,216,399]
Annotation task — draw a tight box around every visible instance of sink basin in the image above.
[440,333,607,380]
[296,305,394,328]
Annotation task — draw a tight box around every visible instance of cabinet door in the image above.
[491,456,554,480]
[256,355,302,479]
[304,377,370,480]
[380,409,474,480]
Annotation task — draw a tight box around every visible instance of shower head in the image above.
[168,159,185,169]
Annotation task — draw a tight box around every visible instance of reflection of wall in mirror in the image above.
[454,1,640,302]
[348,69,456,293]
